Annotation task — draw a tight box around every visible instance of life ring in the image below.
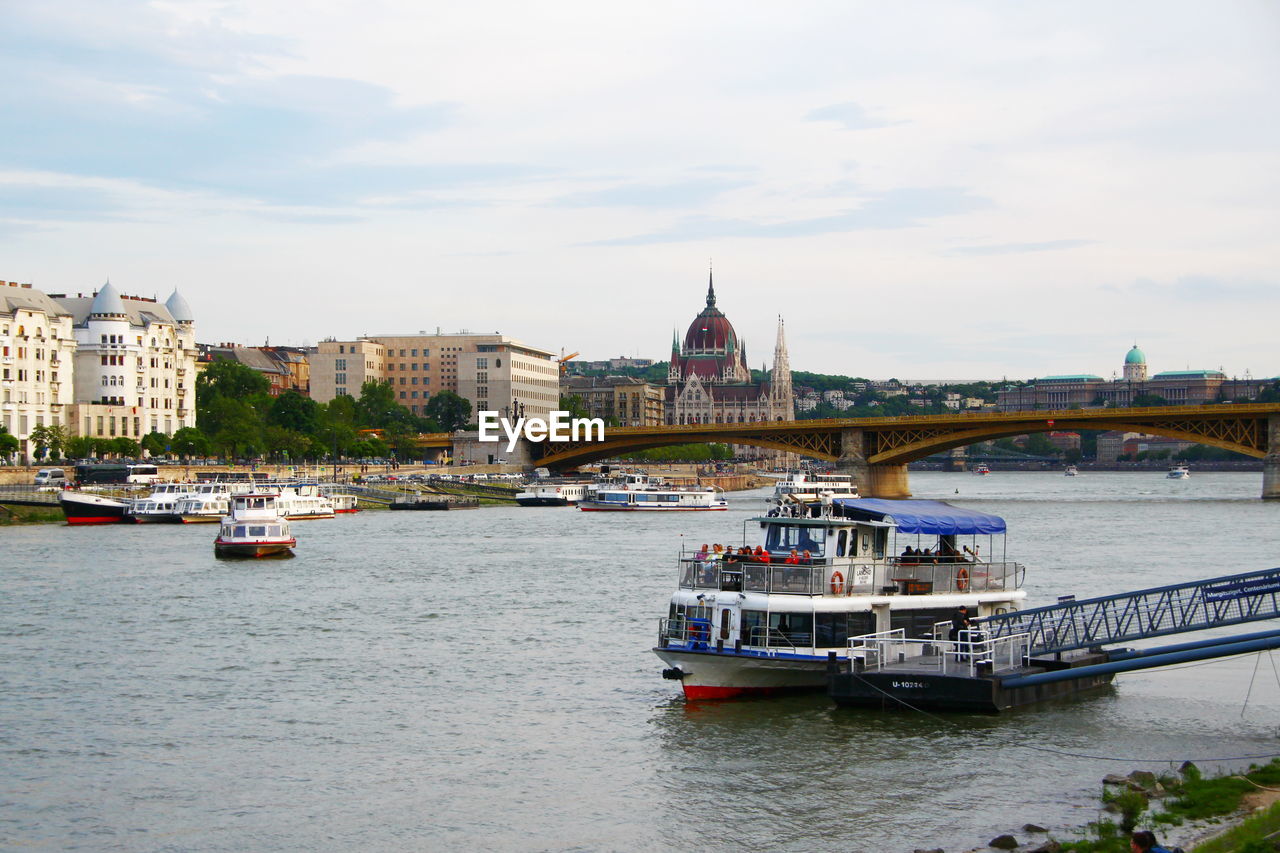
[955,566,970,591]
[829,571,845,595]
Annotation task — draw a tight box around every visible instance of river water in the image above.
[3,472,1279,852]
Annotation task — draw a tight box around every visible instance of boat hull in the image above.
[59,492,132,525]
[653,646,832,699]
[214,539,296,558]
[580,503,727,512]
[516,496,572,507]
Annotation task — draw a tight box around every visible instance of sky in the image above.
[2,1,1278,381]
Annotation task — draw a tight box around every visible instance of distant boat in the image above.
[1167,464,1191,480]
[1064,465,1079,477]
[972,464,991,476]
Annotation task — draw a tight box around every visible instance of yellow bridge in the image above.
[525,403,1280,499]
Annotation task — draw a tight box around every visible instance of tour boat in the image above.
[769,471,860,505]
[175,482,333,522]
[273,484,335,520]
[58,490,133,525]
[214,493,296,557]
[173,483,246,523]
[1167,464,1191,480]
[579,472,726,511]
[329,493,360,513]
[129,482,199,523]
[1064,465,1079,477]
[653,498,1026,699]
[516,480,590,507]
[972,464,991,475]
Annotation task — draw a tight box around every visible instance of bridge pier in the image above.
[1265,416,1280,500]
[836,429,912,498]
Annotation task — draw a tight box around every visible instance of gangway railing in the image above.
[980,567,1280,655]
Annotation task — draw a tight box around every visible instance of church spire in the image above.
[769,315,793,419]
[706,264,716,308]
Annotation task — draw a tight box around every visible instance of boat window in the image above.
[768,612,813,646]
[249,526,266,537]
[837,530,848,557]
[763,524,825,557]
[815,613,849,648]
[719,609,732,641]
[234,526,247,537]
[889,608,952,640]
[740,610,766,644]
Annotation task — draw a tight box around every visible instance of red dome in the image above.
[683,276,738,353]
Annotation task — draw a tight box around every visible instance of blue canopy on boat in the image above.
[831,498,1007,535]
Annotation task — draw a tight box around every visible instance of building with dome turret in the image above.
[665,273,794,430]
[996,343,1273,411]
[54,283,198,441]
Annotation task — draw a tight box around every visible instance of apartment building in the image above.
[53,284,199,440]
[561,375,664,426]
[312,332,557,422]
[0,280,78,462]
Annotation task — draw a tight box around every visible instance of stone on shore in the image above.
[988,835,1019,850]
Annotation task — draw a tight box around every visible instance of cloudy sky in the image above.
[3,1,1277,381]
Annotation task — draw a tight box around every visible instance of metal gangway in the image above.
[980,567,1280,655]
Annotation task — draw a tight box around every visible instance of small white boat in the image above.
[129,482,199,523]
[329,493,360,513]
[972,464,991,476]
[1064,465,1079,477]
[516,481,590,507]
[1167,465,1191,480]
[769,471,859,505]
[214,493,296,558]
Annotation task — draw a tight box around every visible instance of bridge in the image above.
[525,403,1280,499]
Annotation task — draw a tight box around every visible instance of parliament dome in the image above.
[683,275,738,354]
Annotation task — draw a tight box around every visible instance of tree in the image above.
[29,424,67,461]
[196,359,270,404]
[0,425,18,458]
[355,380,400,427]
[559,394,591,420]
[108,437,141,458]
[171,427,210,460]
[1132,392,1169,407]
[63,435,95,459]
[424,391,471,432]
[268,390,320,434]
[141,431,170,458]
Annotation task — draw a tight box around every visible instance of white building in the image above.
[0,281,78,463]
[54,283,198,441]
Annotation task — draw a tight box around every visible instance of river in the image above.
[3,471,1278,851]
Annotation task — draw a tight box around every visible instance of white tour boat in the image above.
[129,482,199,523]
[972,464,991,475]
[1167,464,1191,480]
[579,472,726,511]
[214,493,296,558]
[516,480,591,507]
[173,482,247,523]
[769,471,859,505]
[653,498,1026,699]
[1064,465,1079,477]
[273,484,336,520]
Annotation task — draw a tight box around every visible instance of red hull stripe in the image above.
[64,515,129,525]
[682,684,815,700]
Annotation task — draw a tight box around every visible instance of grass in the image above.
[1050,760,1280,853]
[0,504,64,525]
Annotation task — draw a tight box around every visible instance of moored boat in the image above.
[516,480,590,507]
[653,498,1026,699]
[58,490,133,525]
[214,493,296,557]
[129,482,198,523]
[329,493,360,513]
[579,471,726,511]
[1167,464,1190,480]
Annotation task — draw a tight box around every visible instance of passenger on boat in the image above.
[752,545,771,564]
[801,549,812,565]
[939,536,962,563]
[949,606,971,661]
[695,544,709,562]
[784,549,800,565]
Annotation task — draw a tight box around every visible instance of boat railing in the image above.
[676,556,1023,596]
[847,627,1032,677]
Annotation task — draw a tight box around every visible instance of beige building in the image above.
[311,338,385,402]
[311,333,557,422]
[53,283,197,442]
[562,375,664,426]
[0,280,78,463]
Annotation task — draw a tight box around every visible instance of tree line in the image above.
[8,361,472,464]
